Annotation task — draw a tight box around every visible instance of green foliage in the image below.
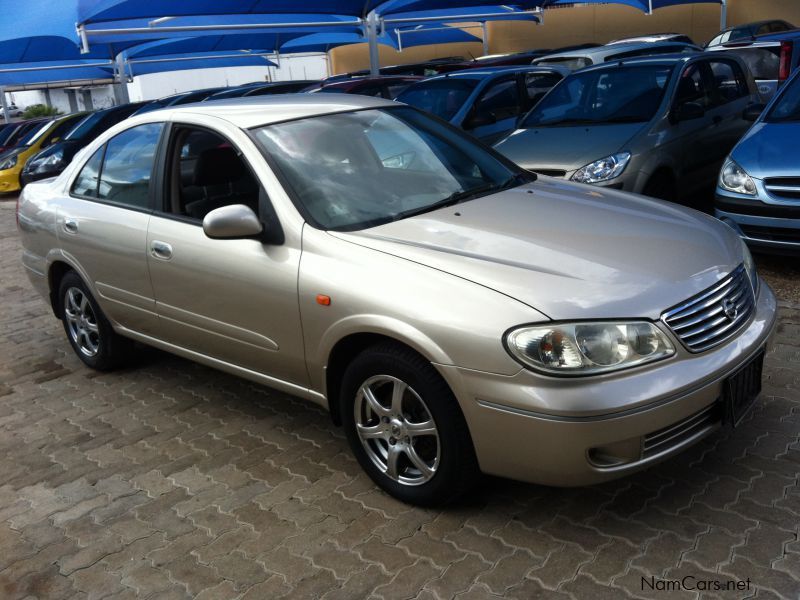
[21,104,61,119]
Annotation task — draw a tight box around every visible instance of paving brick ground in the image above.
[1,198,799,599]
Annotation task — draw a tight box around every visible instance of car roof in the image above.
[575,53,698,73]
[536,40,696,61]
[157,94,396,129]
[420,65,569,81]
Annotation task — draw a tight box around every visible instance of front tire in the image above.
[341,342,479,506]
[58,271,132,371]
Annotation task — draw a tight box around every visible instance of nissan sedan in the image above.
[18,96,777,505]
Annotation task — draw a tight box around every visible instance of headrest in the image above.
[193,146,246,186]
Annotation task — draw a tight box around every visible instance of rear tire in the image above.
[340,341,479,506]
[58,271,133,371]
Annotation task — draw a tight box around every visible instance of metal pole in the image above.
[114,53,130,105]
[720,0,728,30]
[648,0,653,15]
[366,12,380,77]
[0,87,10,123]
[482,22,489,56]
[82,19,363,37]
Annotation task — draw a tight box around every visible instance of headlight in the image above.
[741,239,760,296]
[0,154,18,170]
[27,151,64,174]
[571,152,631,184]
[505,321,675,376]
[719,159,756,196]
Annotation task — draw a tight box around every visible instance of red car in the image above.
[306,76,423,99]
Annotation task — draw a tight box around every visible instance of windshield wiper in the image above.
[394,176,526,221]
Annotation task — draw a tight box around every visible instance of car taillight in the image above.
[779,41,794,82]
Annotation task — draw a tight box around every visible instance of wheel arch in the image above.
[323,326,452,427]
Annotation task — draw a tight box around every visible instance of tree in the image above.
[21,104,61,119]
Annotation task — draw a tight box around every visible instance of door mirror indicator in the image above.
[203,204,263,239]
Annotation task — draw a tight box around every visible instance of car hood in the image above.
[493,124,644,171]
[333,180,743,321]
[731,121,800,179]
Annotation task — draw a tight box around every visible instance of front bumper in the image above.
[716,192,800,253]
[0,166,22,193]
[441,282,778,486]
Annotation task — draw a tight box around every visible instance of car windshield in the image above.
[252,107,525,231]
[535,57,592,71]
[16,121,53,146]
[64,112,104,141]
[396,79,479,121]
[521,65,673,128]
[766,74,800,122]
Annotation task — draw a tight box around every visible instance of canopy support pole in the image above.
[647,0,653,15]
[113,53,130,106]
[0,88,10,123]
[720,0,728,29]
[366,12,381,77]
[482,22,489,55]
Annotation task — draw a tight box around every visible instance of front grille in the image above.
[740,224,800,245]
[531,168,567,178]
[662,265,755,353]
[642,403,721,459]
[764,177,800,200]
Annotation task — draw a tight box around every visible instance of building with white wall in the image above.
[5,52,328,114]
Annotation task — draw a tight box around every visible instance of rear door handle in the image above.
[150,240,173,260]
[63,218,78,234]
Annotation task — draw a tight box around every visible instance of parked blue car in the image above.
[716,67,800,254]
[395,65,569,145]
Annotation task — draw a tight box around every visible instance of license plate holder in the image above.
[723,349,765,427]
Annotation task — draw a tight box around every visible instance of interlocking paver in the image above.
[1,198,800,599]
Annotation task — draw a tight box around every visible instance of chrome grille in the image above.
[662,265,755,353]
[764,177,800,200]
[642,403,721,459]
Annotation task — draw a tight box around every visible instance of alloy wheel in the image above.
[63,287,100,357]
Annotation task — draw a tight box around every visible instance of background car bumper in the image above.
[0,168,21,193]
[716,204,800,254]
[440,282,777,486]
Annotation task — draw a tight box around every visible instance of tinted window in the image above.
[709,60,749,104]
[396,79,478,121]
[471,79,521,125]
[96,123,163,208]
[523,65,673,127]
[253,107,519,231]
[43,115,84,146]
[535,57,592,71]
[17,121,53,146]
[726,48,781,80]
[524,72,563,107]
[65,105,142,141]
[71,147,104,198]
[385,83,414,99]
[675,63,712,109]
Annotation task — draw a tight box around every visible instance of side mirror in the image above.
[466,111,497,129]
[743,103,766,122]
[203,204,263,239]
[672,101,705,123]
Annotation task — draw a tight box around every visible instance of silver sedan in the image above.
[18,95,777,505]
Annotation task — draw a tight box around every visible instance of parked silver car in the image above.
[532,40,700,71]
[18,96,777,505]
[494,54,759,202]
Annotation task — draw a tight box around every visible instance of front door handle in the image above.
[63,218,78,234]
[150,240,173,260]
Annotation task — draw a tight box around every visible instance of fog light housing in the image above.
[587,437,643,468]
